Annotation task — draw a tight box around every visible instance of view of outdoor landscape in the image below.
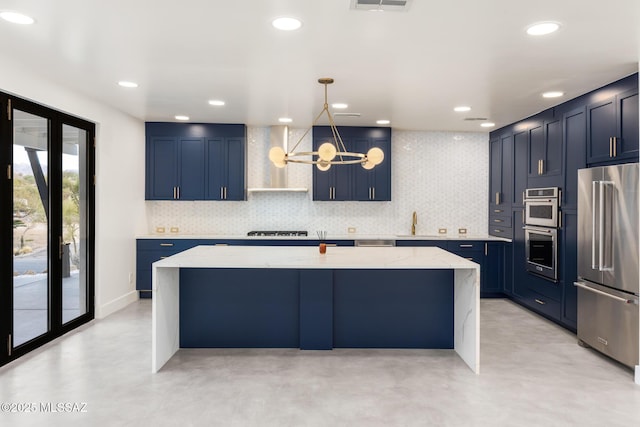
[12,112,87,347]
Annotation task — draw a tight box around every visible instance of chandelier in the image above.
[268,78,385,171]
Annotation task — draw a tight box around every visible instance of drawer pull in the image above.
[459,244,474,248]
[159,243,174,247]
[493,219,503,223]
[534,299,546,305]
[493,229,502,233]
[494,209,503,213]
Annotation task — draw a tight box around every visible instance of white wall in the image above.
[147,128,489,237]
[1,56,146,319]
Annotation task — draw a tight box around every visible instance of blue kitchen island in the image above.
[152,245,480,373]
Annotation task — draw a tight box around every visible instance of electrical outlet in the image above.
[170,227,179,233]
[438,228,447,234]
[155,227,165,234]
[128,272,133,285]
[348,227,356,234]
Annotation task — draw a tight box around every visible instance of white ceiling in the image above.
[0,0,639,132]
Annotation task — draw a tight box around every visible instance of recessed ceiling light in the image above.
[208,100,225,106]
[118,81,138,88]
[526,21,560,36]
[278,117,292,123]
[0,11,35,25]
[175,115,189,121]
[542,91,564,98]
[332,103,348,109]
[376,119,390,125]
[272,17,302,31]
[454,106,471,112]
[480,122,495,128]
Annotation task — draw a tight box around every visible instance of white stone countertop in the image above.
[153,245,480,270]
[138,233,511,242]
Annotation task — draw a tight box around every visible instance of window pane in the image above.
[13,110,49,346]
[62,124,88,323]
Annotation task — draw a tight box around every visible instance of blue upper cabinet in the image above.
[313,126,391,201]
[527,116,564,188]
[587,87,639,165]
[205,135,246,200]
[145,122,246,201]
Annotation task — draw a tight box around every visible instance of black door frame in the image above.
[0,91,95,367]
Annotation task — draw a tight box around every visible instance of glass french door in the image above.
[1,94,94,365]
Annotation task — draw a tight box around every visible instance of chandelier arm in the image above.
[326,113,348,161]
[289,106,328,153]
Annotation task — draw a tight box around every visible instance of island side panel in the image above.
[454,267,480,374]
[152,266,180,373]
[179,268,300,348]
[299,270,334,350]
[333,269,454,348]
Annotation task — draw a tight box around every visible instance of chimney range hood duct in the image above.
[247,125,308,193]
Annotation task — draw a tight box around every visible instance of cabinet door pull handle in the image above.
[173,187,176,199]
[159,243,174,247]
[613,136,617,157]
[372,187,375,200]
[609,137,613,157]
[534,299,546,305]
[224,187,227,200]
[177,186,180,199]
[484,243,488,256]
[495,192,500,205]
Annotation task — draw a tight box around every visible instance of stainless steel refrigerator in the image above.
[576,163,639,368]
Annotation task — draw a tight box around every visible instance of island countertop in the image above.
[153,245,480,270]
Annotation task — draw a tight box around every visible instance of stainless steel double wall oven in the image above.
[523,187,561,282]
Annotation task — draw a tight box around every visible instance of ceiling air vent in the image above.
[333,112,361,117]
[350,0,412,12]
[464,117,489,121]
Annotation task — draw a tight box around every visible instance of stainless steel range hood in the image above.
[247,125,308,193]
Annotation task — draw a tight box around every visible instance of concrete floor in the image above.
[0,298,639,426]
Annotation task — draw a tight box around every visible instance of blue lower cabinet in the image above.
[177,267,457,349]
[179,269,300,348]
[299,270,333,350]
[332,269,454,348]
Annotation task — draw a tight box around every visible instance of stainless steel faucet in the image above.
[411,211,417,236]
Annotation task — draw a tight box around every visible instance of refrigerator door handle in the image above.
[592,180,599,270]
[598,180,605,270]
[574,282,637,304]
[600,180,614,271]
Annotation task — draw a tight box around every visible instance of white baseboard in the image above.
[96,290,138,319]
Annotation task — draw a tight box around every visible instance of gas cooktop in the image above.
[246,231,308,237]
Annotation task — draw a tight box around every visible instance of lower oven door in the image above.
[575,280,639,368]
[525,226,557,281]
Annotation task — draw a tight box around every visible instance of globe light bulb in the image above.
[361,160,375,170]
[367,147,384,165]
[269,146,286,164]
[318,142,337,161]
[317,160,331,171]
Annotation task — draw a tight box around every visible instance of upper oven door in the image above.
[525,199,559,228]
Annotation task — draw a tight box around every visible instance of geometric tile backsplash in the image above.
[146,127,489,237]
